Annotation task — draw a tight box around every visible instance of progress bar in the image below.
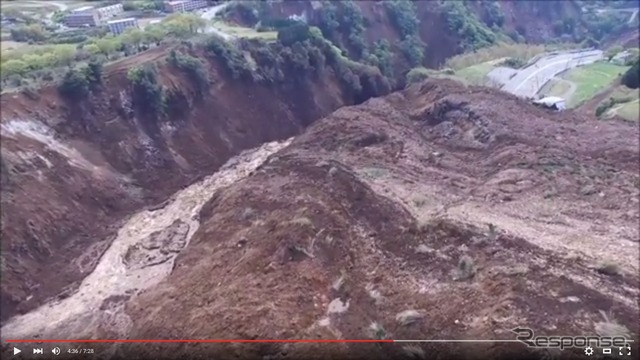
[4,339,634,343]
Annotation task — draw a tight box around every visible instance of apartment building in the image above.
[63,3,125,28]
[64,6,99,27]
[107,17,138,35]
[96,3,124,21]
[164,0,209,13]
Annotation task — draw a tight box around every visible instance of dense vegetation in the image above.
[57,60,103,99]
[383,0,425,67]
[621,59,639,89]
[1,13,207,89]
[201,24,389,100]
[440,1,497,51]
[315,0,367,59]
[127,64,167,117]
[204,35,254,80]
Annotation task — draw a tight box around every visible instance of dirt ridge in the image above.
[105,79,639,359]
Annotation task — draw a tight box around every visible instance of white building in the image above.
[64,3,125,27]
[533,96,566,111]
[164,0,209,13]
[96,3,124,21]
[72,6,95,14]
[64,6,99,27]
[107,17,139,35]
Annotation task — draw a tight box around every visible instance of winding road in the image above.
[491,50,604,98]
[200,2,235,40]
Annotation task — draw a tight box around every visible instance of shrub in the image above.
[406,67,429,84]
[621,59,639,89]
[316,1,367,59]
[10,24,50,42]
[58,68,89,98]
[83,60,103,86]
[277,23,311,46]
[384,0,424,65]
[384,0,419,38]
[482,1,505,27]
[499,57,526,69]
[442,1,497,51]
[204,35,253,80]
[595,96,634,118]
[400,35,425,67]
[368,39,393,77]
[127,65,166,117]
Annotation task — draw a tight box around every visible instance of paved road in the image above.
[497,50,604,98]
[200,3,234,40]
[595,7,639,23]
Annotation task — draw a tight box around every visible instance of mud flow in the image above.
[1,139,291,340]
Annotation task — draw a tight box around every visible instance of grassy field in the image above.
[613,100,640,121]
[211,21,278,42]
[541,78,572,98]
[602,85,640,122]
[454,62,496,85]
[1,1,90,18]
[559,62,631,107]
[0,40,28,52]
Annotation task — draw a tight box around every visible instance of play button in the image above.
[13,347,21,355]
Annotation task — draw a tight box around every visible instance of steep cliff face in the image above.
[0,40,389,323]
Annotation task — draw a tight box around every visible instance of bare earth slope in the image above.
[0,43,382,324]
[113,80,639,359]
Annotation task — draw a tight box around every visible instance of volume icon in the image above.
[52,347,61,356]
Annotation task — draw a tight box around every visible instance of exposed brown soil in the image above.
[0,43,386,324]
[69,79,639,359]
[1,33,638,360]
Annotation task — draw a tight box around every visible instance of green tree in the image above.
[384,0,419,38]
[400,35,425,67]
[164,13,207,38]
[277,23,311,46]
[58,68,89,98]
[10,24,49,42]
[84,43,101,56]
[83,60,103,85]
[1,60,29,79]
[53,45,77,66]
[96,37,119,56]
[22,54,47,70]
[41,52,59,68]
[621,59,639,89]
[143,25,166,45]
[121,28,145,51]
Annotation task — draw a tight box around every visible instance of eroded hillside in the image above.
[224,0,583,71]
[2,77,636,359]
[118,80,639,359]
[0,37,390,324]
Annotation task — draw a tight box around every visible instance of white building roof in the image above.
[107,17,137,24]
[72,6,95,13]
[534,96,565,105]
